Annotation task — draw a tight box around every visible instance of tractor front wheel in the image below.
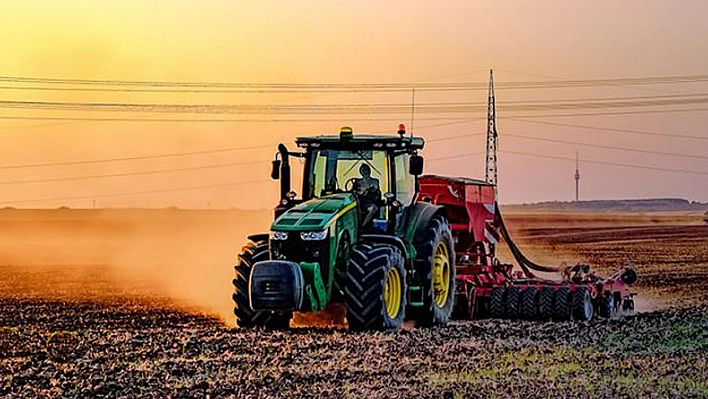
[345,243,407,331]
[232,237,292,329]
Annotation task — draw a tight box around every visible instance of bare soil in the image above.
[1,209,707,398]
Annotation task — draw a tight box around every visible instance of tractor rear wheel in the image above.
[505,286,521,319]
[572,286,594,321]
[490,287,505,318]
[232,237,293,329]
[553,287,572,321]
[412,215,456,326]
[521,287,538,320]
[538,287,554,321]
[345,243,407,331]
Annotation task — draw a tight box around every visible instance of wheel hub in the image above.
[384,267,401,318]
[432,242,451,307]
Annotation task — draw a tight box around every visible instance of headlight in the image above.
[271,231,289,240]
[300,230,328,241]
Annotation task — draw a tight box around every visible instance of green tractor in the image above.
[232,126,455,331]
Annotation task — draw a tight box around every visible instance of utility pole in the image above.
[485,70,498,197]
[575,151,580,202]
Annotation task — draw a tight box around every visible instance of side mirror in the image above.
[409,155,424,176]
[271,159,281,180]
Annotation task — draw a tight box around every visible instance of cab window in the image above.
[309,150,388,198]
[394,154,416,206]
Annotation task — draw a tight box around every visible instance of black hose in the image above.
[494,203,563,276]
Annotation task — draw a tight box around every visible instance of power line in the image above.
[500,149,708,176]
[427,132,484,143]
[0,115,475,123]
[0,144,273,170]
[0,152,482,194]
[0,179,268,205]
[0,136,482,183]
[497,107,708,118]
[0,159,269,185]
[0,118,481,172]
[2,146,706,204]
[0,106,702,123]
[3,94,708,114]
[428,151,485,162]
[1,73,708,91]
[505,117,708,141]
[504,133,708,160]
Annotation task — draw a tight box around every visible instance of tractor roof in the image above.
[296,128,425,151]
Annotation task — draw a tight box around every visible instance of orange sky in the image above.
[0,1,707,208]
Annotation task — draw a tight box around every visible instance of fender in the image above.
[247,233,269,243]
[404,201,448,244]
[359,234,408,259]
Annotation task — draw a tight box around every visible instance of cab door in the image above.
[393,153,416,234]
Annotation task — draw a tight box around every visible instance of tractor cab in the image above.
[272,126,425,235]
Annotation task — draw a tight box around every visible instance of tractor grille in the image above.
[270,235,330,282]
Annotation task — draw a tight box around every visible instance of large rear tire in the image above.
[345,243,407,331]
[232,237,292,329]
[412,215,456,326]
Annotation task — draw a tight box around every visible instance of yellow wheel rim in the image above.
[384,267,402,318]
[433,241,451,307]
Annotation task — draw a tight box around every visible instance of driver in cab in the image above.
[351,164,383,227]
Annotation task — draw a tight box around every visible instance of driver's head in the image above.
[359,163,371,178]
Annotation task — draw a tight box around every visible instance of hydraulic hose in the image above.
[494,203,563,277]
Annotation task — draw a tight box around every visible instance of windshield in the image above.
[308,149,388,199]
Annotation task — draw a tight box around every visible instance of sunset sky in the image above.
[1,1,707,208]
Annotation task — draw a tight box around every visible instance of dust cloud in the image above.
[0,209,271,326]
[1,210,698,325]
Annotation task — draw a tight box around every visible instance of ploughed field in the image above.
[1,209,707,398]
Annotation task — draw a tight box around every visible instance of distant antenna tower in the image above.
[575,151,580,202]
[485,70,499,195]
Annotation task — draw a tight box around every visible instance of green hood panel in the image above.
[272,193,357,232]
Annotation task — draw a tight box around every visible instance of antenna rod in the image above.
[575,151,580,202]
[410,87,416,137]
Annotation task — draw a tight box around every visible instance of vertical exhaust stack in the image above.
[278,143,291,199]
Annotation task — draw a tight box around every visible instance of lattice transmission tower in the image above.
[485,70,499,196]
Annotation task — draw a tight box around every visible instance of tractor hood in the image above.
[271,193,357,232]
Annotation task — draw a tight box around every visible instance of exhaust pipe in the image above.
[278,143,291,200]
